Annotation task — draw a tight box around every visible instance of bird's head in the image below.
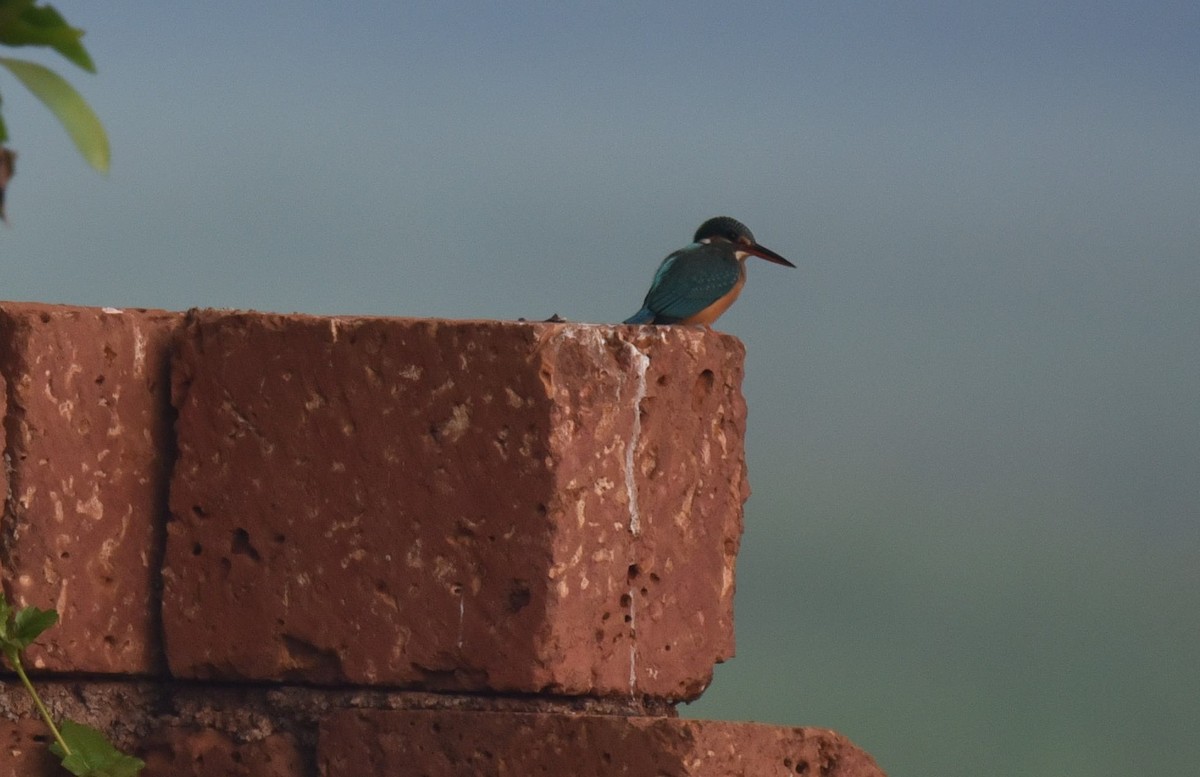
[694,216,795,268]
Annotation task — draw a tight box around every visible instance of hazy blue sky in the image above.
[4,4,1198,776]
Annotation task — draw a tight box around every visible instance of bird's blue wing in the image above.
[623,306,657,324]
[640,243,742,323]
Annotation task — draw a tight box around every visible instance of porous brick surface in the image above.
[0,719,304,777]
[319,710,887,777]
[1,719,59,775]
[140,729,304,777]
[0,303,886,776]
[1,683,885,776]
[0,302,180,673]
[164,312,748,699]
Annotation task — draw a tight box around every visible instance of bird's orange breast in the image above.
[677,267,747,326]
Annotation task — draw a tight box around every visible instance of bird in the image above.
[623,216,795,326]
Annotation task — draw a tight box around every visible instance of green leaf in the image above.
[0,56,108,172]
[0,1,95,72]
[12,605,58,648]
[49,721,145,777]
[0,596,57,664]
[0,591,12,638]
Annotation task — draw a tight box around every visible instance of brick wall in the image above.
[0,302,884,776]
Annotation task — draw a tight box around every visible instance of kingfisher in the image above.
[623,216,795,326]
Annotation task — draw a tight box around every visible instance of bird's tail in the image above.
[623,307,656,325]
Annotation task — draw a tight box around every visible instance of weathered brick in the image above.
[164,312,747,699]
[319,710,886,777]
[0,302,179,674]
[0,719,59,776]
[140,729,304,777]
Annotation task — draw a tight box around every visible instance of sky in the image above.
[3,3,1199,775]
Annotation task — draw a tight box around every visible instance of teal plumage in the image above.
[624,216,794,326]
[624,242,744,324]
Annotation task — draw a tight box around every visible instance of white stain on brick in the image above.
[621,340,649,536]
[133,324,147,377]
[457,590,466,649]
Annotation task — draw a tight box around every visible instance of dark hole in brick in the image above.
[692,368,716,409]
[619,593,632,607]
[231,528,261,561]
[627,564,640,580]
[191,542,203,556]
[508,581,532,612]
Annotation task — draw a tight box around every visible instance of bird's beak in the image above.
[745,242,796,268]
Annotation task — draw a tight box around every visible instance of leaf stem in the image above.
[7,649,71,756]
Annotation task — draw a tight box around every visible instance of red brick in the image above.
[0,302,179,674]
[1,370,7,511]
[319,710,886,777]
[0,719,59,776]
[164,313,747,699]
[140,729,304,777]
